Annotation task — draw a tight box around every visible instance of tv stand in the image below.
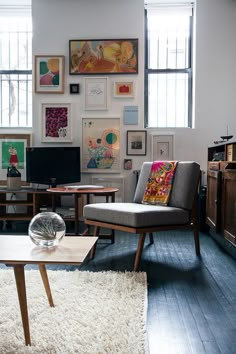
[0,188,60,225]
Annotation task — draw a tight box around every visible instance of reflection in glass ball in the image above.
[29,212,66,247]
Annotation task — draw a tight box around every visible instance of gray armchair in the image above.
[84,161,201,271]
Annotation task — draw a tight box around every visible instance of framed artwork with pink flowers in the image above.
[41,103,72,143]
[34,55,65,93]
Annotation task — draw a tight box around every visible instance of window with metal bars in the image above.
[0,14,32,128]
[144,5,193,128]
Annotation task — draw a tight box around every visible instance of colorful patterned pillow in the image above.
[142,161,178,205]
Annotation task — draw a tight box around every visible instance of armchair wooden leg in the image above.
[193,226,200,255]
[90,226,100,260]
[133,233,146,272]
[149,232,154,244]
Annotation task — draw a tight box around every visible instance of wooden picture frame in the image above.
[113,80,135,98]
[0,133,31,186]
[69,39,138,75]
[84,77,108,110]
[41,103,72,143]
[82,117,120,173]
[34,55,65,93]
[126,130,147,156]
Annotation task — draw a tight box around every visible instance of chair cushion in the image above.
[84,202,190,228]
[133,161,200,210]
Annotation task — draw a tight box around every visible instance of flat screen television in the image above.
[26,146,81,187]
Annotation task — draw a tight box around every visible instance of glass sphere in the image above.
[29,212,66,247]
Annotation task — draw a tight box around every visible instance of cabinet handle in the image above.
[214,199,218,204]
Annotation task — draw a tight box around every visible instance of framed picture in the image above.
[84,77,108,110]
[127,130,147,156]
[41,103,72,143]
[113,80,135,98]
[151,134,174,161]
[70,83,80,94]
[0,134,31,186]
[69,38,138,75]
[82,117,120,173]
[124,159,132,170]
[34,55,65,93]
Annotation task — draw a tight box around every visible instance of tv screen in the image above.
[26,147,81,187]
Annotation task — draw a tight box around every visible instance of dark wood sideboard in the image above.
[206,140,236,248]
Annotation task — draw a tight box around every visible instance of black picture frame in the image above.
[126,130,147,156]
[69,38,138,75]
[70,83,80,94]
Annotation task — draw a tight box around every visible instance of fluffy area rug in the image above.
[0,269,148,354]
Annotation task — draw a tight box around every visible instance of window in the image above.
[0,8,32,127]
[145,5,193,128]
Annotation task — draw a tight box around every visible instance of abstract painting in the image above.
[41,103,72,143]
[69,39,138,75]
[82,117,120,173]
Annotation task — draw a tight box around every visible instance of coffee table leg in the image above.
[13,264,31,346]
[38,264,54,307]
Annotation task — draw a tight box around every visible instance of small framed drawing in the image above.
[151,134,174,161]
[41,103,72,143]
[70,83,80,94]
[113,80,135,98]
[34,55,65,93]
[124,159,132,170]
[0,133,31,186]
[84,77,108,110]
[127,130,147,156]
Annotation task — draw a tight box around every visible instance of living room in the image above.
[0,0,236,353]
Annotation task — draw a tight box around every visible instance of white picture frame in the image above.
[41,103,72,143]
[151,134,174,161]
[84,77,109,110]
[113,80,135,98]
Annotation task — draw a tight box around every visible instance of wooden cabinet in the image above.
[222,170,236,245]
[0,188,61,223]
[206,141,236,247]
[206,170,222,233]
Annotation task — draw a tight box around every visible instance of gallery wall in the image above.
[31,0,236,201]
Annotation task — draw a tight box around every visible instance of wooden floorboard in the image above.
[0,228,235,354]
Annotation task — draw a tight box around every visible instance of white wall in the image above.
[32,0,236,200]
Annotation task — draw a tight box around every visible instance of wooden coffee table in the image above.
[0,235,97,346]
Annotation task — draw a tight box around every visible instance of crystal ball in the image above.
[29,212,66,247]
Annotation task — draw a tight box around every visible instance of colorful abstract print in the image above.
[45,107,68,138]
[142,161,178,206]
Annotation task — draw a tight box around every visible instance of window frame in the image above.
[144,7,193,129]
[0,11,32,128]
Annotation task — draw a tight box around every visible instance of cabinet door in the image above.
[222,171,236,244]
[206,170,222,233]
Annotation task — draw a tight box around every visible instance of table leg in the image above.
[74,194,79,235]
[13,264,31,346]
[38,264,54,307]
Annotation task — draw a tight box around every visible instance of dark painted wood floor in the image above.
[1,226,236,354]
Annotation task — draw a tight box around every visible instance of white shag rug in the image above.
[0,269,148,354]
